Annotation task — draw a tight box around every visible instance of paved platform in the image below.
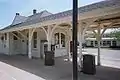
[0,54,119,80]
[85,48,120,69]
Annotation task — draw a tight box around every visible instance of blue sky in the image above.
[0,0,103,28]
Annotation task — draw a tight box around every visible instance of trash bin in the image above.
[44,51,55,66]
[82,54,96,75]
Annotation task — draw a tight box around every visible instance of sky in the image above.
[0,0,103,28]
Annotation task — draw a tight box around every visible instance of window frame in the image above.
[54,32,66,48]
[61,33,65,47]
[5,33,7,40]
[33,32,37,49]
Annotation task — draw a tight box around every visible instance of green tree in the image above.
[110,30,120,41]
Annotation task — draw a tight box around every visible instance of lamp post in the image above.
[72,0,78,80]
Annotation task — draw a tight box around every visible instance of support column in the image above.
[93,41,95,47]
[78,25,82,68]
[47,38,51,51]
[68,28,72,60]
[111,41,113,46]
[47,26,52,51]
[97,27,101,66]
[82,34,85,44]
[6,32,10,55]
[67,40,71,60]
[42,25,55,51]
[78,23,90,68]
[28,29,32,59]
[93,24,108,66]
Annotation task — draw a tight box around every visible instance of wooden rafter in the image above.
[17,31,28,40]
[11,32,21,40]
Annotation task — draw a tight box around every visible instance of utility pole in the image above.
[72,0,78,80]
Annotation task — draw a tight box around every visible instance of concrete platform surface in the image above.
[0,54,119,80]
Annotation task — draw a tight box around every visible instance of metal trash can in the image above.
[44,51,54,66]
[82,54,96,75]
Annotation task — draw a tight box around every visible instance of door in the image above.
[54,33,67,57]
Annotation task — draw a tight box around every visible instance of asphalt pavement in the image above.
[0,48,120,80]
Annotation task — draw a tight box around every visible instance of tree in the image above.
[110,30,120,41]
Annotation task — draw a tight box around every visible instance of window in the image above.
[112,41,116,46]
[95,41,97,46]
[91,41,93,46]
[5,33,7,40]
[54,32,66,48]
[27,33,29,38]
[1,36,4,41]
[107,41,111,46]
[33,32,37,48]
[103,41,107,46]
[55,33,59,45]
[61,33,65,47]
